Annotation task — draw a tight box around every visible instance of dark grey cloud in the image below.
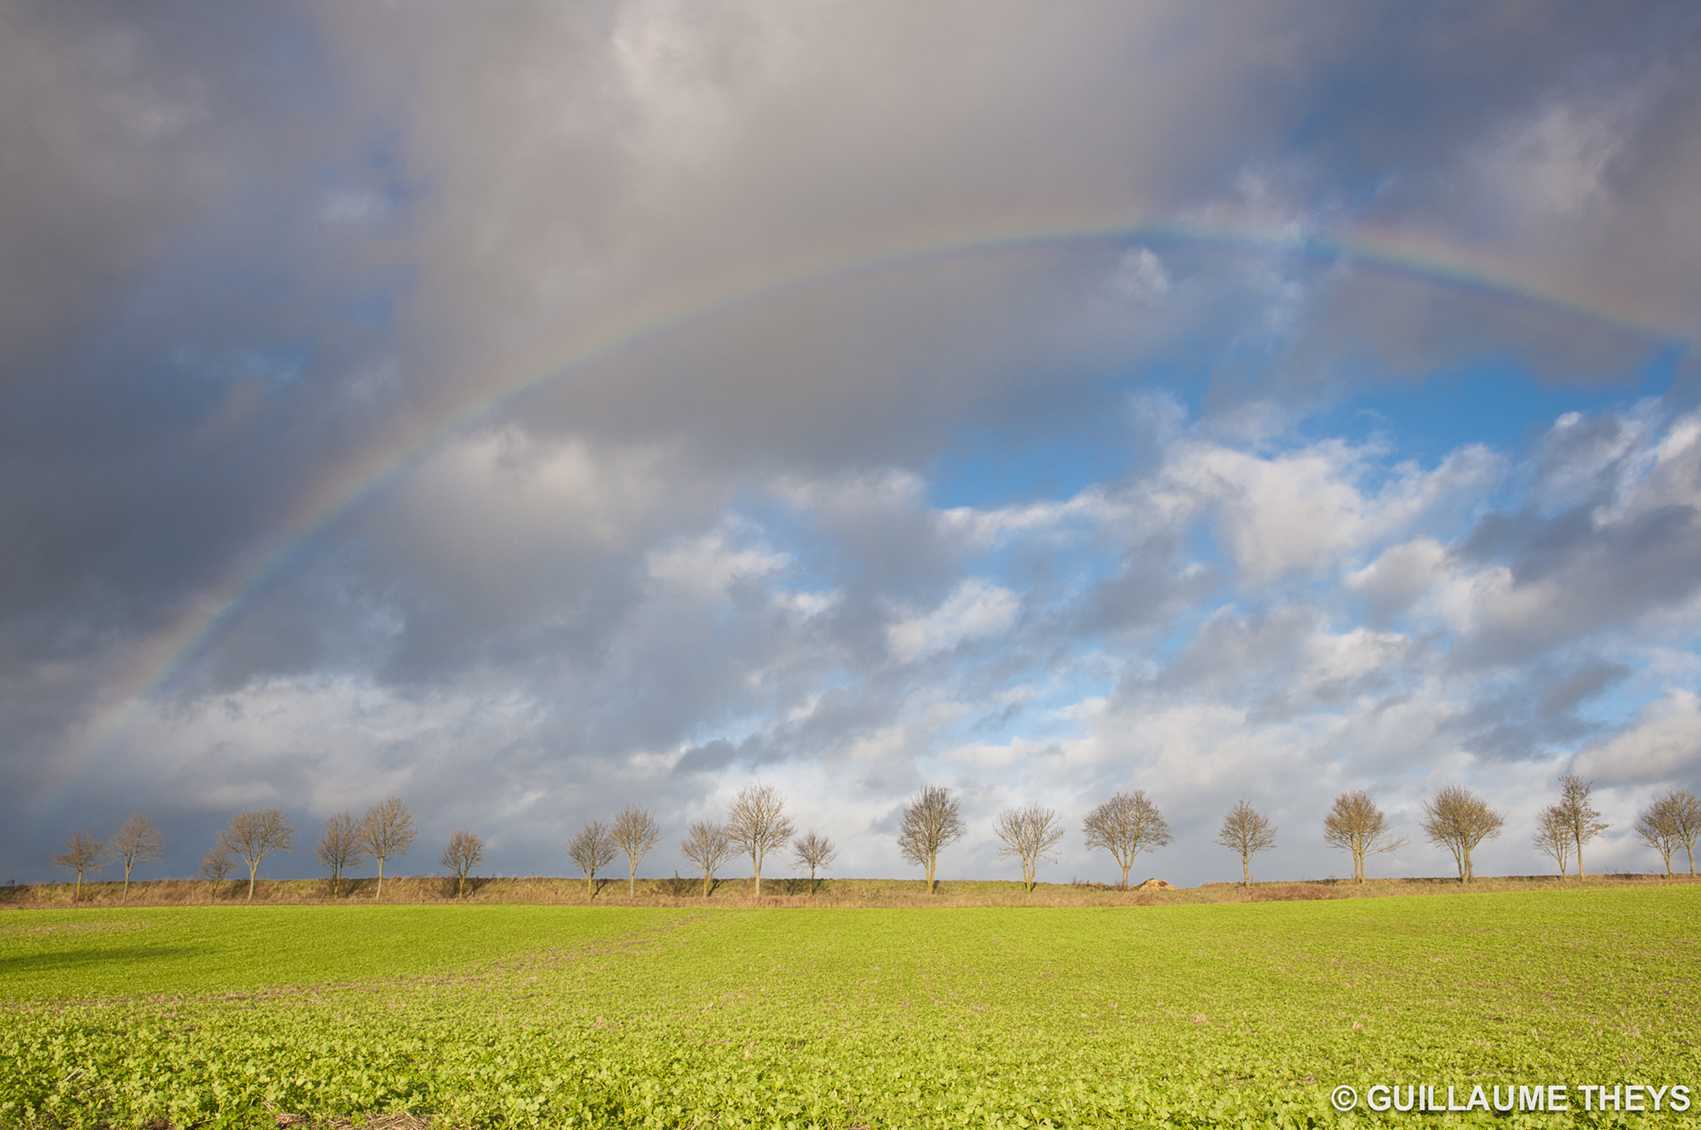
[1449,416,1701,665]
[1445,659,1631,763]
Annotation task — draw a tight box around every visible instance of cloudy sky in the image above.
[5,2,1700,888]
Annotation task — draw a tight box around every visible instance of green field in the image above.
[3,889,1699,1128]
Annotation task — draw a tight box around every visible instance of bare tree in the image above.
[441,829,484,899]
[1418,785,1503,883]
[50,830,107,900]
[1553,774,1609,879]
[793,830,837,895]
[680,820,732,897]
[199,846,236,902]
[993,805,1065,892]
[1321,791,1405,882]
[315,812,367,897]
[1081,790,1173,890]
[108,814,165,902]
[357,796,418,899]
[611,805,662,897]
[1650,788,1701,876]
[566,820,618,895]
[216,808,298,903]
[1636,800,1680,877]
[1215,799,1278,887]
[726,784,795,897]
[1533,804,1572,878]
[897,783,965,894]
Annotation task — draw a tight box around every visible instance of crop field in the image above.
[3,888,1699,1128]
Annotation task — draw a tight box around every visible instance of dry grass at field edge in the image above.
[1,871,1692,910]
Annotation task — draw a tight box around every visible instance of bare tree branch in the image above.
[1636,798,1681,877]
[1533,804,1573,878]
[441,829,484,899]
[198,846,236,902]
[726,784,795,898]
[216,809,298,903]
[315,811,367,897]
[1418,785,1503,883]
[567,820,618,896]
[1321,791,1404,882]
[792,830,837,895]
[1554,774,1609,879]
[680,820,732,897]
[1655,788,1701,876]
[50,830,107,901]
[993,805,1064,892]
[612,805,662,897]
[1214,799,1277,887]
[1081,790,1173,890]
[357,796,417,899]
[108,814,164,902]
[897,784,965,894]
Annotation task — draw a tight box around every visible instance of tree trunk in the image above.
[376,857,385,899]
[248,865,258,903]
[629,861,636,898]
[1576,838,1587,880]
[1242,856,1250,887]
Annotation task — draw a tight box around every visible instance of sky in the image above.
[4,1,1700,889]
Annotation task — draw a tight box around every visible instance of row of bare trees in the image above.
[565,806,660,896]
[50,799,422,902]
[205,798,423,901]
[924,776,1700,890]
[48,814,165,901]
[568,786,838,898]
[1634,789,1701,877]
[1375,777,1700,884]
[1523,778,1699,881]
[49,778,1701,898]
[904,785,1212,892]
[911,786,1275,890]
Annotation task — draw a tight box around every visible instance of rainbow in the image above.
[47,210,1689,811]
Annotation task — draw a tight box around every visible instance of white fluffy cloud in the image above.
[887,578,1020,664]
[1153,437,1497,582]
[648,531,789,596]
[1572,690,1701,786]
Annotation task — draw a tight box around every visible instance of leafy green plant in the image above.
[3,889,1698,1128]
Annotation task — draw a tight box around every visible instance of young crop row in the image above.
[0,999,1336,1130]
[3,891,1699,1128]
